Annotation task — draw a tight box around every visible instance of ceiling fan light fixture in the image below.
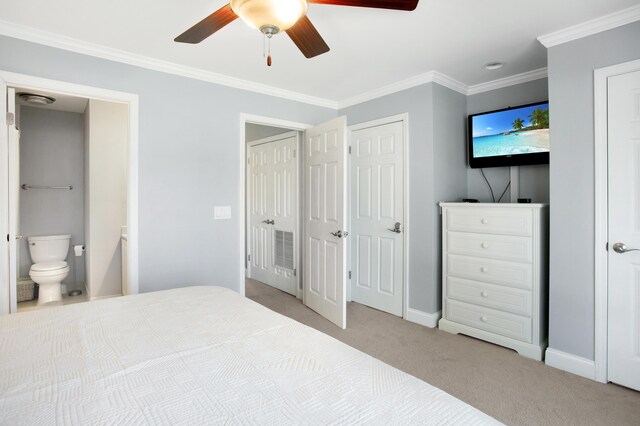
[230,0,308,33]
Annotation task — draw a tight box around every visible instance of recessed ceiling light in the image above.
[484,62,505,70]
[18,93,56,105]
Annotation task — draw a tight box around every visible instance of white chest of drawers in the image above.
[438,203,548,360]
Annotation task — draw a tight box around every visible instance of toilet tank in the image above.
[28,234,71,263]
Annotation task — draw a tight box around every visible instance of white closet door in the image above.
[608,69,640,391]
[248,142,273,285]
[351,121,404,316]
[304,117,347,329]
[271,135,298,295]
[247,133,298,296]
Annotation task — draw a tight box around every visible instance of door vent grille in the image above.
[274,230,294,270]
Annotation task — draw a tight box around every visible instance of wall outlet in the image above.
[214,206,232,219]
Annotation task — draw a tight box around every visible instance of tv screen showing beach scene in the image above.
[469,102,549,165]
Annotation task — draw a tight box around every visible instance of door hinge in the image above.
[348,271,351,279]
[348,146,351,154]
[247,254,251,262]
[6,112,15,126]
[294,268,297,277]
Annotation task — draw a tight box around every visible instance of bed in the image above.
[0,286,500,425]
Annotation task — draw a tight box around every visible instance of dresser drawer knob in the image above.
[481,242,489,249]
[481,291,488,298]
[481,218,488,224]
[480,316,488,322]
[481,266,488,273]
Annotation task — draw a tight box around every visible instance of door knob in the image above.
[387,222,402,233]
[613,242,640,254]
[331,230,348,238]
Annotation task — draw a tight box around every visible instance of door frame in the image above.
[347,113,409,318]
[0,70,140,314]
[594,58,640,383]
[239,113,312,299]
[246,131,300,296]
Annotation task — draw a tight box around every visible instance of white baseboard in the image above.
[405,308,441,328]
[545,348,596,380]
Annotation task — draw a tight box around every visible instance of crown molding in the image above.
[1,19,551,111]
[538,4,640,48]
[337,70,467,110]
[0,20,339,109]
[467,68,548,96]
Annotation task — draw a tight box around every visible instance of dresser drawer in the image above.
[446,276,532,316]
[446,207,533,236]
[447,231,532,263]
[447,254,532,290]
[445,299,532,343]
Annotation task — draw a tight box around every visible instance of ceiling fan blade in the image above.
[308,0,418,11]
[175,4,238,44]
[285,16,330,59]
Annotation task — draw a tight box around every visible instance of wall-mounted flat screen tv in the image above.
[468,101,549,168]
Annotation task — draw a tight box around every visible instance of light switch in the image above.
[214,206,232,219]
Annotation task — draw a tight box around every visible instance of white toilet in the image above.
[28,234,71,305]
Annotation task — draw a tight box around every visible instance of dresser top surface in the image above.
[440,202,548,209]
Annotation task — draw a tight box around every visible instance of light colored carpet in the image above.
[246,278,640,426]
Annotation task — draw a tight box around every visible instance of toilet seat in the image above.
[30,261,68,273]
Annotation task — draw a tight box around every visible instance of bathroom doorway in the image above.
[0,72,139,314]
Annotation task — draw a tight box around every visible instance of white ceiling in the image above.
[0,0,638,103]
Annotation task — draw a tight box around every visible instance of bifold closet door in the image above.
[248,133,298,296]
[248,142,273,285]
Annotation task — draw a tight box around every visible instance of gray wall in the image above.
[547,21,640,360]
[432,84,468,309]
[0,35,336,294]
[245,123,290,142]
[19,106,85,287]
[466,79,549,203]
[340,82,467,314]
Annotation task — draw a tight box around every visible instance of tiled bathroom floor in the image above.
[17,287,90,313]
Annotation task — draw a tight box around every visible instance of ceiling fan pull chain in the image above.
[267,36,272,66]
[263,33,266,58]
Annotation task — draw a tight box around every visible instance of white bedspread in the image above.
[0,286,500,425]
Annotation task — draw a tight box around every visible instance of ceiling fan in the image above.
[175,0,419,65]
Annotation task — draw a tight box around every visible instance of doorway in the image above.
[241,114,350,328]
[594,59,640,389]
[240,114,311,301]
[246,128,300,297]
[0,71,139,315]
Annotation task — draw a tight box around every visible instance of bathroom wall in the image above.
[84,99,128,299]
[19,106,85,288]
